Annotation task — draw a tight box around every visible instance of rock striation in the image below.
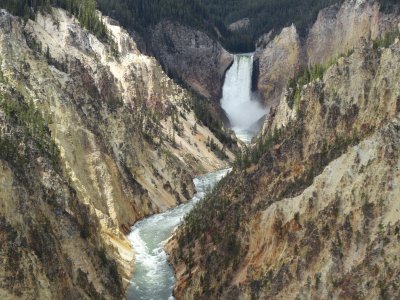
[0,8,233,299]
[168,6,400,299]
[150,21,234,101]
[228,18,251,32]
[254,25,304,107]
[254,0,400,107]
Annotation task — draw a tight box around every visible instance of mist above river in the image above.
[221,54,267,133]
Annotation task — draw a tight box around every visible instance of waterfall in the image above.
[221,54,266,142]
[126,54,266,300]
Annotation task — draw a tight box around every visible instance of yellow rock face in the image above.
[0,8,234,298]
[168,12,400,298]
[255,0,400,109]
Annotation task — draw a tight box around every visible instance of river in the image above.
[126,53,265,299]
[126,169,230,300]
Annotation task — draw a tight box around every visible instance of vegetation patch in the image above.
[378,0,400,13]
[96,0,342,53]
[177,174,243,292]
[286,48,354,110]
[373,29,400,50]
[0,0,115,47]
[192,94,236,149]
[206,136,228,160]
[287,64,326,109]
[0,91,60,172]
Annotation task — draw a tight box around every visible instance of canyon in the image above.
[0,7,235,299]
[0,0,399,299]
[168,0,400,299]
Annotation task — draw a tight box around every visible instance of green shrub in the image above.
[0,0,112,45]
[97,0,341,53]
[192,95,235,149]
[287,64,325,109]
[0,134,27,169]
[379,0,400,13]
[0,93,60,169]
[206,137,228,160]
[373,29,400,50]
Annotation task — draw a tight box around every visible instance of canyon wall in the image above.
[150,21,234,101]
[168,4,400,298]
[0,8,234,299]
[255,0,400,107]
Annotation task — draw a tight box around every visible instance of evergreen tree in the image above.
[0,0,110,44]
[0,0,355,52]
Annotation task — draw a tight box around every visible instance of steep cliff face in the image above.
[307,0,400,65]
[168,26,400,299]
[0,130,124,299]
[150,21,234,101]
[254,25,304,107]
[228,119,400,300]
[0,8,233,298]
[255,0,400,106]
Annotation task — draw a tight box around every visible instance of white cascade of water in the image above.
[221,54,267,142]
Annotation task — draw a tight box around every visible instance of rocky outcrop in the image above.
[150,21,234,101]
[0,8,234,299]
[228,119,400,300]
[228,18,250,32]
[255,0,400,106]
[254,25,304,107]
[168,26,400,299]
[307,0,400,65]
[0,133,124,299]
